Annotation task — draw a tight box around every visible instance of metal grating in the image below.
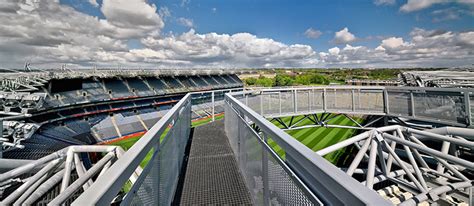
[179,120,252,205]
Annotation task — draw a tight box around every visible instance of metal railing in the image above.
[240,86,473,127]
[73,93,192,205]
[71,88,242,205]
[225,92,391,205]
[67,85,472,205]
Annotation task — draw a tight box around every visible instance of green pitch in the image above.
[268,114,363,164]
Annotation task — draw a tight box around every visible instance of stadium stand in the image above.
[1,70,243,160]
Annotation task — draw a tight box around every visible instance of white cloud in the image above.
[177,17,194,28]
[304,28,323,39]
[380,37,410,49]
[158,6,171,20]
[374,0,396,6]
[101,0,163,33]
[138,29,318,67]
[333,27,357,44]
[400,0,474,12]
[88,0,99,7]
[328,47,340,55]
[212,7,217,13]
[0,0,473,69]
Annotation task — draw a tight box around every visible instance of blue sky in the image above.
[1,0,473,68]
[64,0,474,51]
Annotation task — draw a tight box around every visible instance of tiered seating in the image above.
[203,75,221,86]
[227,74,242,84]
[82,79,108,101]
[103,78,131,97]
[161,76,184,89]
[213,75,231,85]
[176,76,198,88]
[56,90,86,105]
[190,76,209,87]
[145,77,169,93]
[126,78,154,96]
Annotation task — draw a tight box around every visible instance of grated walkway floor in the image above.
[179,119,252,205]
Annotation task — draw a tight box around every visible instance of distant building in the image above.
[345,79,400,86]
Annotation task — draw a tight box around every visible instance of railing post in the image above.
[464,91,471,127]
[308,90,311,112]
[279,91,282,115]
[294,89,298,113]
[262,134,270,206]
[410,91,415,117]
[323,88,327,112]
[351,89,355,112]
[245,94,248,106]
[260,91,264,115]
[383,89,390,114]
[212,91,215,122]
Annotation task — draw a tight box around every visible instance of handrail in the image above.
[72,93,192,205]
[225,92,391,205]
[230,86,473,127]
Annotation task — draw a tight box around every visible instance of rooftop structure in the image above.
[400,70,474,88]
[0,71,473,205]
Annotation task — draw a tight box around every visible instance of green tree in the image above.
[255,77,274,87]
[244,77,257,85]
[274,74,295,86]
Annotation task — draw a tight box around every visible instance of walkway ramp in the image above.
[179,120,252,205]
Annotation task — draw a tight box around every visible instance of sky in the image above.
[0,0,473,69]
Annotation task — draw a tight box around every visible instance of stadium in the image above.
[0,68,473,206]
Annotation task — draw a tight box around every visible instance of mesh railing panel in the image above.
[297,90,310,113]
[128,150,159,205]
[238,121,264,204]
[331,89,353,111]
[125,102,191,205]
[262,92,281,115]
[267,151,314,205]
[225,103,239,156]
[310,89,324,112]
[280,91,295,115]
[225,101,320,205]
[246,94,262,114]
[470,93,474,125]
[412,91,466,124]
[387,91,412,117]
[354,89,384,112]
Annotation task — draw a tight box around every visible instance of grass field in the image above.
[103,115,220,192]
[269,114,363,164]
[104,114,223,167]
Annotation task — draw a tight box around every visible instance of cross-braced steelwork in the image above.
[0,145,132,205]
[317,125,473,205]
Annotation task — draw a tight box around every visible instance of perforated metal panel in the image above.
[412,91,466,124]
[387,91,412,117]
[267,153,314,205]
[125,102,191,206]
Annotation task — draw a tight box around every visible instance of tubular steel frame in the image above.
[1,86,473,205]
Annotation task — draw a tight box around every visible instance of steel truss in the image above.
[0,145,140,205]
[270,113,385,131]
[316,125,473,205]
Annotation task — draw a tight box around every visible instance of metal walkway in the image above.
[179,120,252,205]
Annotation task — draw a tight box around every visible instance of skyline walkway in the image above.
[178,120,252,205]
